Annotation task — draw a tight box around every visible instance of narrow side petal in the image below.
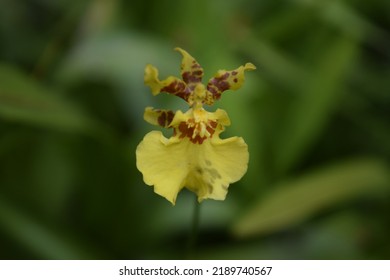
[206,63,256,101]
[144,64,191,102]
[212,109,231,127]
[144,107,175,128]
[174,48,204,90]
[136,131,190,205]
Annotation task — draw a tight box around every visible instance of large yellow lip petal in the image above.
[186,136,249,202]
[136,129,249,204]
[136,131,188,205]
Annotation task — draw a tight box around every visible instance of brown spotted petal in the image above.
[144,64,191,103]
[175,48,204,90]
[206,63,256,101]
[144,107,175,128]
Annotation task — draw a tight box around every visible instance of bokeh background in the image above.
[0,0,389,259]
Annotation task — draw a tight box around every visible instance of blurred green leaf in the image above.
[200,211,366,260]
[275,36,358,174]
[243,38,307,90]
[295,0,390,43]
[0,197,95,259]
[56,32,179,123]
[232,158,389,238]
[257,4,318,43]
[0,64,98,133]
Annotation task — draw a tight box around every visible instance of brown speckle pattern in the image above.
[177,119,217,144]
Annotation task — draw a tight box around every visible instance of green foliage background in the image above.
[0,0,389,259]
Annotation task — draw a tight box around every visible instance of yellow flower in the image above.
[136,48,255,205]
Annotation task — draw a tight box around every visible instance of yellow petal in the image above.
[136,131,188,205]
[136,129,249,204]
[174,48,204,89]
[143,107,175,128]
[207,62,256,101]
[185,136,249,202]
[144,64,191,102]
[212,108,231,129]
[169,108,231,144]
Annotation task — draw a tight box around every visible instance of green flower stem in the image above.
[187,195,200,258]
